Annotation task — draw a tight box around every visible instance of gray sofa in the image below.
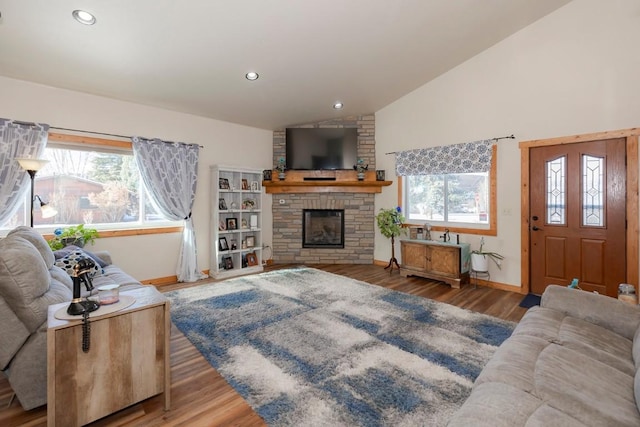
[0,226,144,410]
[448,285,640,426]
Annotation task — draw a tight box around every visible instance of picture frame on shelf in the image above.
[219,237,229,251]
[226,218,237,230]
[241,218,248,229]
[251,181,259,191]
[223,256,233,270]
[242,198,256,210]
[219,198,227,210]
[219,178,230,189]
[263,170,272,181]
[246,235,255,248]
[246,252,258,266]
[219,219,226,231]
[242,179,249,190]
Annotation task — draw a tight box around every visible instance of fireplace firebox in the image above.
[302,209,344,249]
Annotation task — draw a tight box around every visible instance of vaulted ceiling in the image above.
[0,0,571,130]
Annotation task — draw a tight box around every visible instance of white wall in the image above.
[0,76,273,281]
[375,0,640,289]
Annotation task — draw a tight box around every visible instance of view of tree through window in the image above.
[1,144,168,230]
[404,172,489,225]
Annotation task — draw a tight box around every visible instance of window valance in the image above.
[395,139,494,176]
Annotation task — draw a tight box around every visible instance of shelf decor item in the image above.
[376,170,385,181]
[353,158,368,180]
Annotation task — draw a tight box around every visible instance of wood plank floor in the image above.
[0,264,528,426]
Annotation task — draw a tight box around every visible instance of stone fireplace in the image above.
[272,193,375,264]
[270,114,379,264]
[302,209,345,249]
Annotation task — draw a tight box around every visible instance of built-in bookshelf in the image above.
[210,165,263,279]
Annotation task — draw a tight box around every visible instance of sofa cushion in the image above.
[515,306,635,376]
[635,369,640,415]
[8,226,55,269]
[448,382,586,427]
[0,296,30,370]
[0,235,65,332]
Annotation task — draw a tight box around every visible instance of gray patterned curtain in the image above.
[132,136,205,282]
[0,119,49,225]
[395,140,493,176]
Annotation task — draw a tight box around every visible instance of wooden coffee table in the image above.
[47,286,170,426]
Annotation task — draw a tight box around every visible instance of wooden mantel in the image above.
[262,170,392,194]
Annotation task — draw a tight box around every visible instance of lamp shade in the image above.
[15,158,49,171]
[40,204,58,219]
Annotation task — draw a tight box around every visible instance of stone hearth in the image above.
[272,193,374,264]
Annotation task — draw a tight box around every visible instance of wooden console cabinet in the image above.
[400,239,470,288]
[47,287,170,426]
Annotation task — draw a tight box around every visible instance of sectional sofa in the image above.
[449,285,640,426]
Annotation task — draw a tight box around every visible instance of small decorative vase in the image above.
[357,172,365,181]
[278,172,286,180]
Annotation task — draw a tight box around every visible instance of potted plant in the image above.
[353,158,368,180]
[275,157,286,180]
[376,207,406,273]
[48,224,100,251]
[470,237,504,272]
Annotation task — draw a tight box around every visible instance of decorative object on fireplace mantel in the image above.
[263,169,272,181]
[353,158,368,180]
[376,170,385,181]
[376,207,406,274]
[276,157,286,180]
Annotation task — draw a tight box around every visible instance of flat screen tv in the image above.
[285,128,358,170]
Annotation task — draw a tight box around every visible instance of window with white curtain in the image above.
[0,137,179,231]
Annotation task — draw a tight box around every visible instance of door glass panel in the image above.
[546,156,566,225]
[582,155,604,227]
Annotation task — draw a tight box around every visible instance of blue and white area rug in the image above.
[166,267,515,426]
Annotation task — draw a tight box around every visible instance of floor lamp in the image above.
[15,158,57,227]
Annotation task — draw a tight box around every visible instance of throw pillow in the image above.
[53,245,108,268]
[54,250,103,278]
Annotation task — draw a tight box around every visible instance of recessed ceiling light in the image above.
[72,10,96,25]
[333,102,344,109]
[245,72,259,81]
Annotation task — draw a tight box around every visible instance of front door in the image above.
[529,138,626,297]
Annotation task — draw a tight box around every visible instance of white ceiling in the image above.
[0,0,571,130]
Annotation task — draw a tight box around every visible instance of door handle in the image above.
[532,226,541,231]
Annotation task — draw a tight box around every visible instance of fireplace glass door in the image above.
[302,209,344,249]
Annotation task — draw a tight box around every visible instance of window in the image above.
[404,172,489,225]
[400,145,497,235]
[1,134,179,232]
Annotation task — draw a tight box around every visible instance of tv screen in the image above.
[286,128,358,170]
